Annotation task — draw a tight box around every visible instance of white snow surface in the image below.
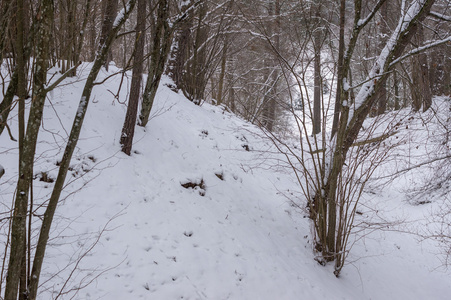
[0,63,450,299]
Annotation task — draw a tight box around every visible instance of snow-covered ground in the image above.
[1,64,450,299]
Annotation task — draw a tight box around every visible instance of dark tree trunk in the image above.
[262,0,280,132]
[120,0,146,155]
[100,0,118,71]
[331,0,345,137]
[166,0,193,90]
[216,39,227,105]
[312,5,322,135]
[15,1,28,299]
[0,0,13,64]
[394,70,400,110]
[187,1,208,103]
[376,1,389,115]
[411,24,431,111]
[139,0,173,127]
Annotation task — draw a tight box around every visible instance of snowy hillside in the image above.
[1,64,450,299]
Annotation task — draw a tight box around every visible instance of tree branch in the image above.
[44,62,82,93]
[390,36,451,68]
[429,11,451,22]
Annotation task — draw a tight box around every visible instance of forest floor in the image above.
[1,63,450,299]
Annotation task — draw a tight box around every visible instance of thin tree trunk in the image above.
[411,24,432,111]
[15,0,28,298]
[376,1,389,115]
[394,70,400,110]
[139,0,173,127]
[71,0,92,76]
[326,0,435,273]
[262,0,280,132]
[226,58,235,112]
[120,0,146,155]
[418,26,431,111]
[166,0,193,90]
[27,2,136,299]
[0,68,18,136]
[216,37,227,105]
[0,0,13,64]
[312,5,322,135]
[331,0,345,137]
[4,0,54,298]
[100,0,118,71]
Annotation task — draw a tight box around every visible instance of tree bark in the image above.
[100,0,119,71]
[166,0,193,90]
[0,1,35,136]
[15,1,28,297]
[262,0,280,132]
[27,2,136,299]
[331,0,345,137]
[0,0,13,64]
[120,0,146,155]
[139,0,173,127]
[376,1,389,115]
[312,4,322,135]
[411,24,432,111]
[216,36,227,105]
[4,0,53,298]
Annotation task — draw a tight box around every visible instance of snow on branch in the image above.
[356,0,388,28]
[429,11,451,22]
[390,36,451,67]
[113,0,135,27]
[352,0,431,111]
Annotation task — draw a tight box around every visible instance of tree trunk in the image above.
[0,0,13,64]
[411,24,431,111]
[4,0,54,298]
[394,70,400,110]
[15,1,28,299]
[327,0,435,273]
[227,58,235,112]
[166,0,193,90]
[262,0,280,132]
[139,0,173,127]
[376,1,389,115]
[312,5,322,135]
[190,1,208,103]
[0,69,19,136]
[216,36,227,105]
[331,0,345,137]
[120,0,146,155]
[27,2,136,299]
[72,0,92,76]
[100,0,118,71]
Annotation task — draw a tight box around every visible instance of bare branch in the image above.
[44,62,82,93]
[429,11,451,21]
[390,36,451,68]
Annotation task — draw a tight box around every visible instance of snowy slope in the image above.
[0,64,450,299]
